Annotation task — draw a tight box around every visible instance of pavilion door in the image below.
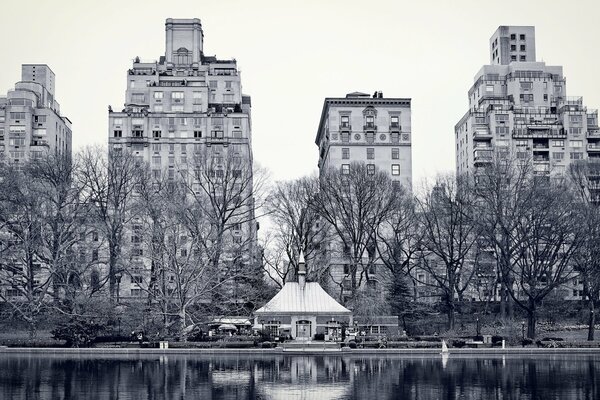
[296,320,312,340]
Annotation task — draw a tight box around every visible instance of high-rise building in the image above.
[314,91,412,303]
[108,18,258,300]
[0,64,72,164]
[315,91,412,187]
[456,26,598,179]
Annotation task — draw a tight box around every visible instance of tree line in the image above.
[264,158,600,339]
[0,147,271,339]
[1,149,599,340]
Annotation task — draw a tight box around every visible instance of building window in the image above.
[552,140,564,147]
[341,132,350,143]
[154,91,163,100]
[131,275,143,284]
[569,140,583,148]
[152,130,161,138]
[152,156,161,165]
[520,82,532,90]
[194,130,202,138]
[391,164,400,175]
[510,44,516,51]
[367,148,374,160]
[510,34,516,40]
[552,152,564,160]
[511,55,517,61]
[342,148,350,159]
[520,45,526,51]
[390,115,399,128]
[520,34,525,40]
[341,164,350,175]
[171,91,184,100]
[485,85,494,93]
[391,132,399,144]
[392,148,399,159]
[209,80,218,89]
[192,91,202,104]
[340,115,350,128]
[113,130,122,138]
[172,105,184,112]
[367,164,375,175]
[520,55,526,61]
[570,152,583,160]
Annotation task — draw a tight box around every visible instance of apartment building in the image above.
[456,26,598,180]
[0,64,72,164]
[455,25,598,303]
[315,91,412,187]
[314,91,412,303]
[108,18,258,300]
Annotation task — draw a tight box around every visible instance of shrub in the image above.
[261,341,272,348]
[314,333,325,341]
[51,318,106,348]
[348,340,357,349]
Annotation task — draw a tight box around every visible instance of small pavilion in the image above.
[254,251,352,340]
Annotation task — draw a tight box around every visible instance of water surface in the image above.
[0,353,598,399]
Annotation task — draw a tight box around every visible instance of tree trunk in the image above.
[526,298,536,339]
[179,308,187,342]
[588,299,595,341]
[447,295,456,331]
[499,282,506,320]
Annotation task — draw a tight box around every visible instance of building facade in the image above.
[314,92,412,304]
[0,64,72,164]
[315,91,412,187]
[107,18,258,301]
[456,26,598,179]
[454,25,598,303]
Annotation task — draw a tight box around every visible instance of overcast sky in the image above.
[1,0,599,184]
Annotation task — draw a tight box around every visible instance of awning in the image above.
[218,324,238,331]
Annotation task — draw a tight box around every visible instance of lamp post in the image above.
[476,318,481,337]
[521,321,525,345]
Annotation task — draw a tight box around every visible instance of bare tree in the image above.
[79,146,141,302]
[314,163,400,303]
[0,162,51,336]
[473,157,536,321]
[504,177,581,338]
[265,176,331,285]
[569,160,600,340]
[416,174,479,330]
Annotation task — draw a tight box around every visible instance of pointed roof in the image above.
[255,282,351,315]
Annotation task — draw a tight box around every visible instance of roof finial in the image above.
[298,249,306,289]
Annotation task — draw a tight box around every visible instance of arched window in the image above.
[174,48,192,65]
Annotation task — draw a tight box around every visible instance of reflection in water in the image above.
[0,353,598,399]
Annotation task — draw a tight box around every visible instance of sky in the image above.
[1,0,599,184]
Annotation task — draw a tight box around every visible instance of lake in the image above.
[0,353,598,399]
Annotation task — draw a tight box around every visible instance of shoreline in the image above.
[2,347,600,356]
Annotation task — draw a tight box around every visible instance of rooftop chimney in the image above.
[298,250,306,290]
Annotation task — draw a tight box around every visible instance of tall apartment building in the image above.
[455,25,598,303]
[108,18,257,300]
[0,64,72,164]
[456,26,599,180]
[314,91,412,303]
[315,91,412,187]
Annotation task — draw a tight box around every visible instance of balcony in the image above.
[339,123,352,132]
[389,122,401,132]
[363,124,377,131]
[588,143,600,152]
[473,130,492,140]
[473,149,493,164]
[30,140,49,147]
